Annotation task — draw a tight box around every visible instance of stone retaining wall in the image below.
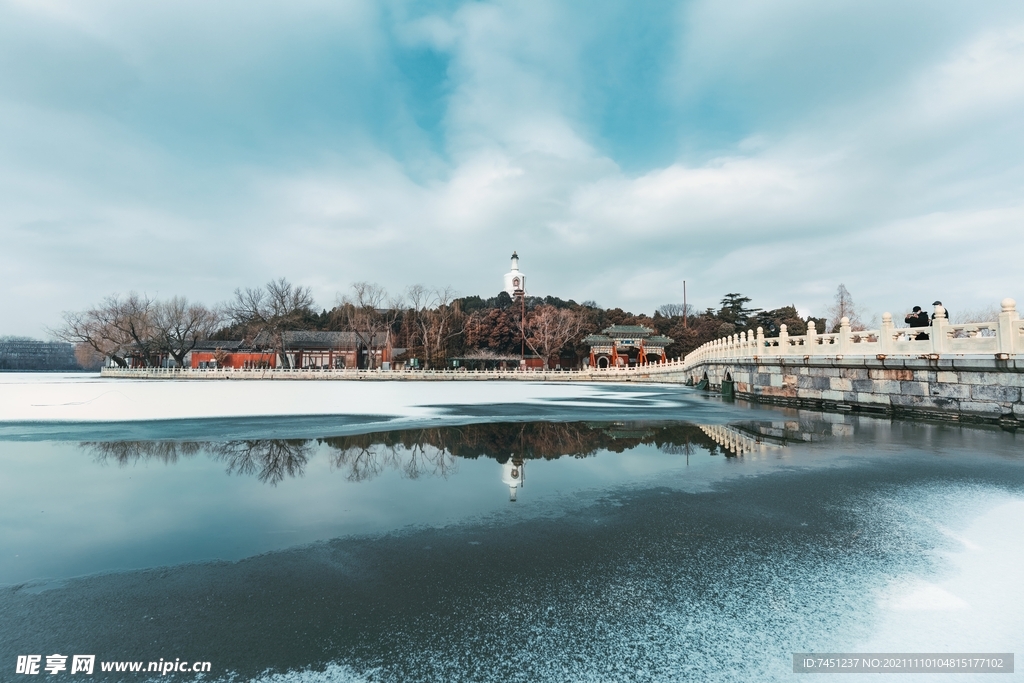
[687,356,1024,426]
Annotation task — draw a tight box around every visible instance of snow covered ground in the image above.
[0,372,711,425]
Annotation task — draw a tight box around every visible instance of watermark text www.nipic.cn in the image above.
[15,655,212,676]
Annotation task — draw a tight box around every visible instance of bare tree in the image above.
[152,297,222,367]
[227,278,314,368]
[56,308,131,368]
[406,285,465,368]
[116,293,157,361]
[53,293,155,367]
[952,305,1000,324]
[338,283,402,369]
[826,284,866,332]
[657,303,693,319]
[516,304,586,369]
[73,343,106,370]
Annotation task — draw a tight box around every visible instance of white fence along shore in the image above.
[683,299,1022,366]
[100,360,692,381]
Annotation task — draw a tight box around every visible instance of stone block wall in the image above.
[687,356,1024,426]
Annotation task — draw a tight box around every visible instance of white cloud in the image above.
[1,1,1023,334]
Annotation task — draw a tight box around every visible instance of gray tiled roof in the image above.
[283,330,360,349]
[191,340,245,351]
[583,334,612,344]
[601,324,655,336]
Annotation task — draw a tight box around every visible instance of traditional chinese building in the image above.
[583,324,673,368]
[188,340,278,369]
[187,331,391,369]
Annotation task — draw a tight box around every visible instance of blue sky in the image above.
[2,0,1023,335]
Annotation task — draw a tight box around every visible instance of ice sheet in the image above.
[0,374,753,428]
[0,374,669,423]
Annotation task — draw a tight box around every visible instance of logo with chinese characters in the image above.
[16,655,95,675]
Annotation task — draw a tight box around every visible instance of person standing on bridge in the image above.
[905,306,930,340]
[931,301,950,322]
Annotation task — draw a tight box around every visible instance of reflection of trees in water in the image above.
[210,440,312,486]
[82,439,311,486]
[658,441,698,456]
[81,422,724,485]
[320,422,723,468]
[324,433,458,482]
[84,440,204,466]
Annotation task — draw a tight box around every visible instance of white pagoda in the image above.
[503,251,526,298]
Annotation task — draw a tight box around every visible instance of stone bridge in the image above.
[682,299,1024,426]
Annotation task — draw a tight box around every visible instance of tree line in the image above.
[55,278,850,369]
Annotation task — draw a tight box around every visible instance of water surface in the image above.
[2,385,1022,682]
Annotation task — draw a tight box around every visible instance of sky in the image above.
[2,0,1023,336]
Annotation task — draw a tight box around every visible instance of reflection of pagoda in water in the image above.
[501,456,525,501]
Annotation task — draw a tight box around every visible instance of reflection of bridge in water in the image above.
[698,424,784,458]
[699,414,856,457]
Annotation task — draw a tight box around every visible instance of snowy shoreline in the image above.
[0,373,696,424]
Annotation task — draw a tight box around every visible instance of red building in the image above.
[187,331,398,370]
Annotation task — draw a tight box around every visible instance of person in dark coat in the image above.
[905,306,930,340]
[931,300,950,321]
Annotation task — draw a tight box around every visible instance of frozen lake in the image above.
[1,378,1022,681]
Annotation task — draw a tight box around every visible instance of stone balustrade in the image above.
[683,299,1021,367]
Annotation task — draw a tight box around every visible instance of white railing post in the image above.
[838,316,851,354]
[997,298,1018,354]
[756,327,765,357]
[779,324,789,355]
[932,303,948,354]
[880,313,893,354]
[806,321,816,354]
